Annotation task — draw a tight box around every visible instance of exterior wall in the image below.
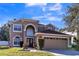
[9,19,38,47]
[10,32,22,46]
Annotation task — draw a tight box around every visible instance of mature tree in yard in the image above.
[63,3,79,47]
[0,24,10,41]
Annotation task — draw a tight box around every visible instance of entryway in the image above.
[27,38,33,48]
[25,24,36,48]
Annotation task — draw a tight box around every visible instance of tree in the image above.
[63,3,79,46]
[0,24,10,41]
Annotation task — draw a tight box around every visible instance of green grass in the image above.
[0,46,54,56]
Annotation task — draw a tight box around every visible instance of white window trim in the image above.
[13,38,22,46]
[24,23,37,32]
[13,24,22,32]
[13,35,22,46]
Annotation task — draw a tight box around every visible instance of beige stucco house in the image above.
[8,19,71,49]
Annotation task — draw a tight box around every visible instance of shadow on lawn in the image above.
[0,46,9,50]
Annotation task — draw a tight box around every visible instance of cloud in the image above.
[25,3,63,22]
[48,3,62,11]
[26,3,47,6]
[47,16,56,21]
[42,7,46,12]
[32,13,52,19]
[47,16,62,21]
[25,3,47,9]
[32,16,44,19]
[25,3,47,12]
[32,13,62,21]
[25,3,62,13]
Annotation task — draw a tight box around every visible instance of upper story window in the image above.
[13,24,22,32]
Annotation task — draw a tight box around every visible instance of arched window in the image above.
[26,25,35,36]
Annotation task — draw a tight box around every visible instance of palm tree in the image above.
[63,3,79,46]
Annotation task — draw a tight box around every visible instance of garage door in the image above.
[43,38,68,49]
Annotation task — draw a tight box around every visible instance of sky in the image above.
[0,3,70,29]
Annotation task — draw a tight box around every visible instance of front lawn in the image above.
[0,46,54,56]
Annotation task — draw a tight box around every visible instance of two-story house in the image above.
[8,19,71,49]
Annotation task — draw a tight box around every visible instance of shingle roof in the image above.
[38,29,68,35]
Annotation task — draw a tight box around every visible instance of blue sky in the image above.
[0,3,70,29]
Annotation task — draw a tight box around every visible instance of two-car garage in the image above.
[35,30,70,49]
[43,37,68,49]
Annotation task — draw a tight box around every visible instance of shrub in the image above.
[72,44,76,48]
[72,44,79,50]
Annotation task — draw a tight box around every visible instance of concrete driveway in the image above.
[47,49,79,56]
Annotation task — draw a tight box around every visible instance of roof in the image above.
[8,18,39,23]
[63,31,77,36]
[38,23,45,26]
[38,29,69,35]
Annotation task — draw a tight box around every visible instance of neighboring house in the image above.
[8,19,71,49]
[63,31,77,46]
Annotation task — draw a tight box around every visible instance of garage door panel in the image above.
[44,39,67,49]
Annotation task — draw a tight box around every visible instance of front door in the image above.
[27,38,33,47]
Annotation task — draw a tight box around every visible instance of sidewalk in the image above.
[43,50,67,56]
[49,52,66,56]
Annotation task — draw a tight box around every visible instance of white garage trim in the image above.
[68,38,72,48]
